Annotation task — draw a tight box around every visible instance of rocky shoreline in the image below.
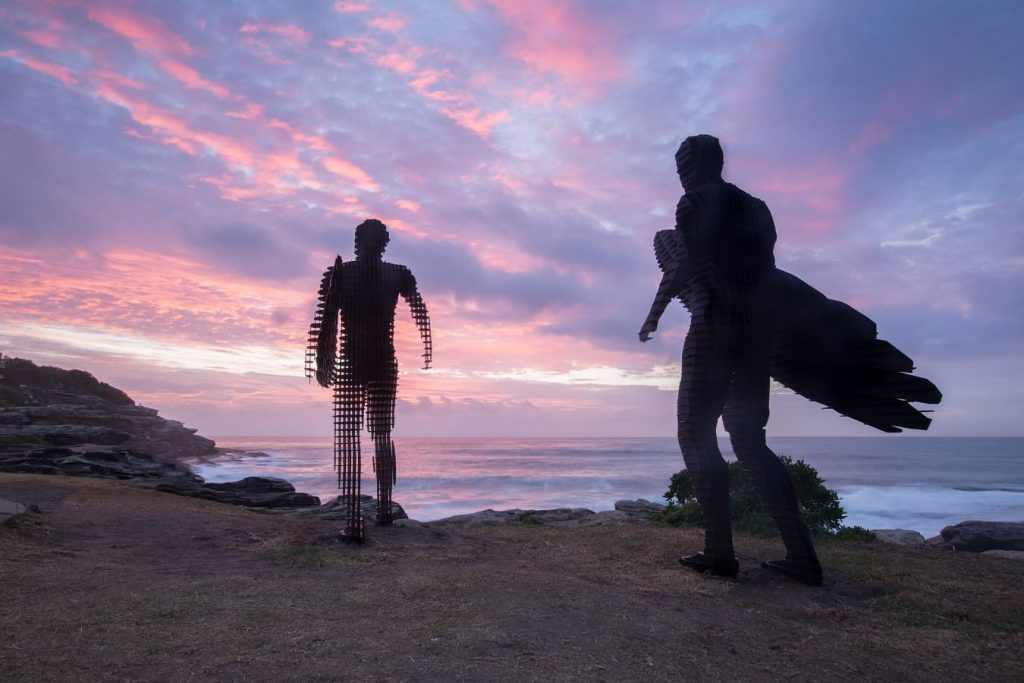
[2,356,1021,557]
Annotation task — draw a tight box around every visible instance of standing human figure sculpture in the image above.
[306,219,431,542]
[639,134,823,585]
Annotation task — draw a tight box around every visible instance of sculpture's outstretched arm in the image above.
[400,267,432,369]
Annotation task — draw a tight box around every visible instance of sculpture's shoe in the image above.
[761,559,823,586]
[678,552,739,577]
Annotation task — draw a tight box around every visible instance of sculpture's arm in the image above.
[639,197,695,342]
[314,256,343,387]
[400,267,432,369]
[639,259,690,342]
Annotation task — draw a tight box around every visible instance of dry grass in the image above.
[1,473,1021,682]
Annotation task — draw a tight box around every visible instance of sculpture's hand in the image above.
[315,367,332,388]
[638,318,658,343]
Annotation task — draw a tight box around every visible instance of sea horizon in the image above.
[188,436,1024,538]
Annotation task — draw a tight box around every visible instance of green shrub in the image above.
[659,455,849,537]
[834,525,878,542]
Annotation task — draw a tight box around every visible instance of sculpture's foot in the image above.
[375,515,393,527]
[341,528,366,544]
[678,552,739,577]
[761,559,823,586]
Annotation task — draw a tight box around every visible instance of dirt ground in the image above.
[1,474,1021,682]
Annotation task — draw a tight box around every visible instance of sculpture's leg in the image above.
[336,370,365,542]
[677,312,735,566]
[723,318,821,584]
[367,361,398,526]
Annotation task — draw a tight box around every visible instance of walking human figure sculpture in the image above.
[306,219,431,542]
[640,135,941,585]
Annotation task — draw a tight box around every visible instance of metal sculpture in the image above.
[306,219,431,541]
[639,134,941,585]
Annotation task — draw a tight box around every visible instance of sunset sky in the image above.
[1,1,1021,437]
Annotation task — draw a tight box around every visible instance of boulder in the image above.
[871,529,926,546]
[939,521,1024,552]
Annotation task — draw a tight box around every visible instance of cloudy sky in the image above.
[1,0,1021,437]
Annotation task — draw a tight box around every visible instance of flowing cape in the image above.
[654,230,941,432]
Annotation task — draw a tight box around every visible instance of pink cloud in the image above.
[15,28,65,49]
[158,58,231,98]
[226,102,265,120]
[442,106,510,137]
[239,22,310,45]
[87,7,194,57]
[374,52,418,74]
[0,49,77,87]
[394,199,421,213]
[91,69,147,91]
[334,1,371,13]
[477,0,625,92]
[322,156,378,191]
[368,12,406,33]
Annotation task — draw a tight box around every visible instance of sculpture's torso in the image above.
[336,259,411,382]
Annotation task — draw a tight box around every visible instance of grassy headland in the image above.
[1,473,1021,682]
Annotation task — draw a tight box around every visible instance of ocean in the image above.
[188,437,1024,538]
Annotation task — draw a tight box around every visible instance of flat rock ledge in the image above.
[426,499,666,527]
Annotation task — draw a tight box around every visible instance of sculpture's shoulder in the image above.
[723,181,768,209]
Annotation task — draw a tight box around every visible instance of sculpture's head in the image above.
[354,218,389,260]
[675,134,723,192]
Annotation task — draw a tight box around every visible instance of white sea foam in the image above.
[837,484,1024,538]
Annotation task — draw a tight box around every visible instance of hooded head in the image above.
[354,218,389,261]
[675,134,724,192]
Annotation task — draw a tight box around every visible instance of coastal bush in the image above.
[834,525,878,542]
[659,455,848,537]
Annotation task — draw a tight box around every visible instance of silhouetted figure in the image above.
[306,219,431,542]
[640,134,941,586]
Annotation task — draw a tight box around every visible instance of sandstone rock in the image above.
[154,476,321,509]
[981,550,1024,560]
[0,445,199,481]
[0,497,27,526]
[574,510,636,526]
[431,507,597,526]
[0,383,216,462]
[614,499,666,515]
[871,529,926,546]
[939,521,1024,552]
[284,494,408,521]
[0,424,131,446]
